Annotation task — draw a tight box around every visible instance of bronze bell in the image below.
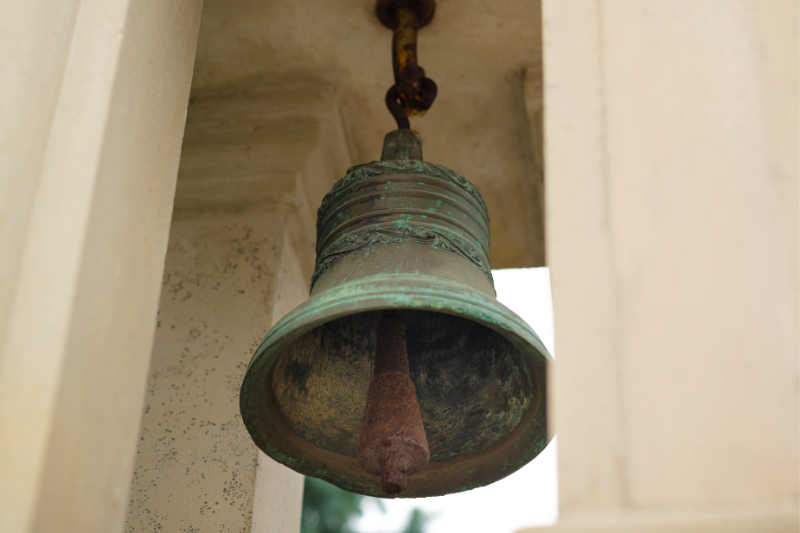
[239,130,553,498]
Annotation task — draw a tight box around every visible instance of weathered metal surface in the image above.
[356,315,430,494]
[380,129,422,161]
[238,133,552,498]
[376,0,438,125]
[270,306,535,459]
[311,157,491,290]
[385,86,412,130]
[240,275,550,498]
[317,159,488,218]
[376,0,435,31]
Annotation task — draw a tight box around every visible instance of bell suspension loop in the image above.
[378,0,438,130]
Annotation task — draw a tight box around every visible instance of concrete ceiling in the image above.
[190,0,544,268]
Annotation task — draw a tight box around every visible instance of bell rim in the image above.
[240,273,553,498]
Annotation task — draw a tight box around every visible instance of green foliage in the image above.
[401,508,431,533]
[300,477,431,533]
[301,477,366,533]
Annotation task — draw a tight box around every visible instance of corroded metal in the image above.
[376,0,435,30]
[317,160,488,220]
[239,132,553,498]
[310,226,492,291]
[311,136,492,291]
[357,314,430,494]
[377,0,438,124]
[385,86,411,130]
[380,129,422,160]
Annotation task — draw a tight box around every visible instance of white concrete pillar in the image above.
[125,211,308,533]
[524,0,799,530]
[126,87,352,532]
[0,1,202,532]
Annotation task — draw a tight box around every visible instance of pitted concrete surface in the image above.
[126,212,307,532]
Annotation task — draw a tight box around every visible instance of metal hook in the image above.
[377,0,437,126]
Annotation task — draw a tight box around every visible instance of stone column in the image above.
[0,1,202,532]
[126,86,352,532]
[523,0,799,531]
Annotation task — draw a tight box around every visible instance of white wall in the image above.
[536,0,798,529]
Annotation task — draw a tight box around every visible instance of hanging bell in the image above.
[240,130,553,498]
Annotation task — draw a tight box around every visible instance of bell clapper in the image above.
[356,313,430,495]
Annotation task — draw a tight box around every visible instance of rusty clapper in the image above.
[239,0,553,498]
[357,313,429,494]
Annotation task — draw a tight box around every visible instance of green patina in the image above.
[239,139,551,499]
[463,464,484,475]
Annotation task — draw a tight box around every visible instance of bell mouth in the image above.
[240,274,552,498]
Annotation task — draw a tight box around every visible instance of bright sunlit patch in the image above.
[352,267,558,533]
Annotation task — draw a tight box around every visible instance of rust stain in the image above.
[377,1,438,123]
[356,314,430,494]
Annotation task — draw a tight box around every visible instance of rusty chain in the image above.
[377,0,438,129]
